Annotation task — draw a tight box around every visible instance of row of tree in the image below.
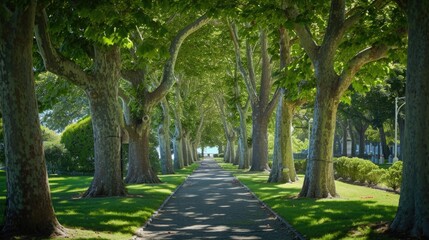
[1,0,428,238]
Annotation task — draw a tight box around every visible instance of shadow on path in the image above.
[133,158,302,239]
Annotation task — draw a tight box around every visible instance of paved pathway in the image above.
[134,158,302,239]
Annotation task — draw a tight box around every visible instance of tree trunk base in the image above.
[82,182,127,198]
[125,173,162,184]
[1,221,67,239]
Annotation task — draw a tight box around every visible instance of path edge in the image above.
[233,175,307,240]
[131,161,201,239]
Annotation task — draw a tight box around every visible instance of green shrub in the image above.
[367,168,387,185]
[41,125,60,142]
[294,159,307,174]
[333,157,349,179]
[61,116,94,173]
[334,157,380,184]
[381,161,403,191]
[150,146,160,173]
[44,140,71,174]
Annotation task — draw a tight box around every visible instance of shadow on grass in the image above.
[0,163,199,238]
[217,163,400,240]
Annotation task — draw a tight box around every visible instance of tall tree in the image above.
[230,24,280,171]
[35,9,126,197]
[268,26,312,183]
[0,1,65,237]
[158,98,174,174]
[390,0,429,238]
[121,14,210,183]
[285,0,403,198]
[215,93,236,163]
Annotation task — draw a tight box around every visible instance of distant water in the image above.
[198,146,219,155]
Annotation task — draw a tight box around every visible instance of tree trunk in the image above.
[341,120,348,156]
[34,13,126,197]
[158,124,174,174]
[250,111,270,171]
[125,120,161,184]
[0,3,65,237]
[390,1,429,237]
[233,144,240,165]
[237,104,249,169]
[299,89,338,198]
[81,48,126,197]
[378,124,390,160]
[350,122,356,157]
[227,134,236,163]
[173,91,184,169]
[182,133,189,166]
[185,135,193,164]
[269,93,298,183]
[173,133,183,169]
[159,100,174,174]
[398,117,405,160]
[355,121,368,158]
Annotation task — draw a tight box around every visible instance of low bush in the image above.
[294,159,307,174]
[334,157,380,184]
[381,161,403,191]
[44,140,71,174]
[367,168,386,185]
[61,116,94,173]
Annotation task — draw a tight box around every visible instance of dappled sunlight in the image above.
[140,160,297,239]
[218,162,400,240]
[0,164,200,238]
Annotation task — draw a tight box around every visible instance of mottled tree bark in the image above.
[390,1,429,238]
[300,89,339,198]
[0,2,65,237]
[269,91,298,183]
[173,87,184,169]
[125,118,161,184]
[181,133,189,166]
[83,47,126,196]
[285,0,390,198]
[159,99,174,174]
[230,25,279,171]
[35,11,126,197]
[122,15,209,177]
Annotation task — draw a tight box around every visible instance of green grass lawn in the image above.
[216,160,400,240]
[0,163,199,239]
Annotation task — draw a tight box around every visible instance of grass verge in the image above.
[0,163,199,239]
[216,159,400,240]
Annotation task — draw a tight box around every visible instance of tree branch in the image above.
[265,88,281,117]
[147,14,210,106]
[319,0,345,62]
[338,44,390,96]
[118,88,132,126]
[228,23,258,105]
[121,69,144,87]
[34,9,89,87]
[259,29,272,109]
[284,3,319,61]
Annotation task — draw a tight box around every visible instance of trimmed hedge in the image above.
[60,116,94,173]
[44,140,71,174]
[381,161,403,191]
[334,157,379,183]
[294,159,307,174]
[333,157,403,191]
